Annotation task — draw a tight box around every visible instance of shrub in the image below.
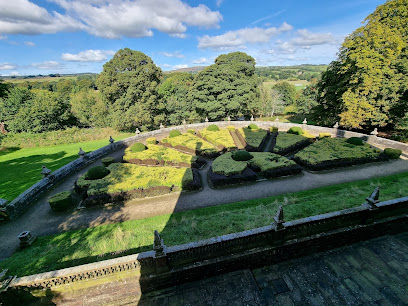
[346,137,363,146]
[207,124,220,132]
[384,148,402,159]
[232,150,253,161]
[101,157,115,167]
[287,127,303,135]
[146,137,157,145]
[49,191,72,212]
[169,130,181,138]
[270,127,278,133]
[319,133,332,139]
[187,129,195,135]
[248,123,259,130]
[227,126,235,131]
[85,166,110,180]
[131,142,146,153]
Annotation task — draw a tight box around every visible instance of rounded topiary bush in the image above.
[270,127,278,133]
[248,123,259,130]
[169,130,181,138]
[384,148,402,159]
[146,137,157,145]
[346,137,363,146]
[232,150,253,161]
[187,129,195,135]
[85,166,110,180]
[207,124,220,132]
[287,127,303,135]
[49,191,72,212]
[101,157,115,167]
[131,142,146,152]
[319,133,332,139]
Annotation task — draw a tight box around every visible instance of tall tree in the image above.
[314,0,408,129]
[70,89,109,128]
[191,52,259,120]
[97,48,163,131]
[258,84,284,117]
[272,81,296,106]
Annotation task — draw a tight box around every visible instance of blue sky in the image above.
[0,0,386,76]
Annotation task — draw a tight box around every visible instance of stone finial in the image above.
[0,199,7,208]
[205,117,209,123]
[183,119,187,126]
[227,116,231,122]
[273,206,285,231]
[371,128,378,136]
[302,118,307,124]
[160,123,165,129]
[250,115,254,121]
[153,230,165,256]
[275,116,279,122]
[135,128,141,134]
[365,187,380,209]
[78,147,86,157]
[18,231,36,248]
[333,122,339,129]
[41,165,52,178]
[109,136,115,144]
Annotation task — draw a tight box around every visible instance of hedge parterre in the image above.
[160,133,219,156]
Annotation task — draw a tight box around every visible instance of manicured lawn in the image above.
[123,144,197,165]
[2,171,408,277]
[0,135,132,201]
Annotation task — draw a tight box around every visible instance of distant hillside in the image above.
[165,66,207,74]
[2,73,97,83]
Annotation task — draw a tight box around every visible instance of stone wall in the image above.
[8,194,408,293]
[4,120,408,220]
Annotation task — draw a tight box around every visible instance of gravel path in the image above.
[1,148,408,260]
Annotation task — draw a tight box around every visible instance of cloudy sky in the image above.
[0,0,386,76]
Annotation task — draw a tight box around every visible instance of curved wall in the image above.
[4,121,408,219]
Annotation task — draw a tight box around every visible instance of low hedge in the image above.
[212,152,248,176]
[288,127,303,135]
[161,133,219,157]
[169,130,181,138]
[384,148,402,159]
[270,127,278,134]
[187,129,195,135]
[85,166,110,180]
[232,150,253,161]
[319,133,332,139]
[131,142,146,152]
[272,133,311,155]
[49,191,72,212]
[209,167,258,188]
[237,128,269,151]
[248,123,259,130]
[346,137,363,146]
[207,124,220,131]
[146,137,157,145]
[199,128,236,150]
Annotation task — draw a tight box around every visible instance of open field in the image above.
[3,76,79,84]
[263,80,309,91]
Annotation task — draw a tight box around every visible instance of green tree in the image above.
[70,89,109,127]
[158,72,199,125]
[97,48,163,131]
[258,84,284,117]
[0,79,10,98]
[272,81,296,106]
[0,87,32,128]
[314,0,408,129]
[191,52,259,120]
[296,81,319,115]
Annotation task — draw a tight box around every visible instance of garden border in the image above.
[4,121,408,220]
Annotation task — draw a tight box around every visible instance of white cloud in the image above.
[31,61,63,70]
[161,51,184,58]
[162,64,188,70]
[61,49,115,62]
[47,0,222,39]
[24,41,35,47]
[9,71,20,76]
[216,0,223,7]
[198,22,293,50]
[290,29,337,47]
[0,35,7,40]
[192,57,211,64]
[170,33,187,39]
[0,63,17,70]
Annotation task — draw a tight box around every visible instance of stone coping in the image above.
[4,120,408,220]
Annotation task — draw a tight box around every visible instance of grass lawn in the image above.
[2,171,408,276]
[0,134,132,201]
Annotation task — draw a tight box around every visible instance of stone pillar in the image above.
[41,165,52,178]
[109,136,115,144]
[364,187,380,210]
[78,148,86,158]
[153,230,169,273]
[250,115,254,121]
[273,206,285,231]
[302,118,307,130]
[160,123,165,129]
[18,231,36,248]
[333,122,339,137]
[135,128,141,135]
[369,128,378,144]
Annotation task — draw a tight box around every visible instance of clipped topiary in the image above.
[169,130,181,138]
[319,133,331,139]
[101,157,115,167]
[248,123,259,130]
[227,126,235,131]
[346,137,363,146]
[232,150,253,161]
[270,127,278,133]
[187,129,195,134]
[207,124,220,132]
[49,191,72,212]
[85,166,110,180]
[131,142,146,153]
[146,137,157,145]
[384,148,402,159]
[287,127,303,135]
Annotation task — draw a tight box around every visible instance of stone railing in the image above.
[8,191,408,293]
[4,120,408,220]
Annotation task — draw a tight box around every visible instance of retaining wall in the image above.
[8,195,408,293]
[4,121,408,220]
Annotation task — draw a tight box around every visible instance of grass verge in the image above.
[1,171,408,276]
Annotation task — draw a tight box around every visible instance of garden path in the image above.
[1,149,408,260]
